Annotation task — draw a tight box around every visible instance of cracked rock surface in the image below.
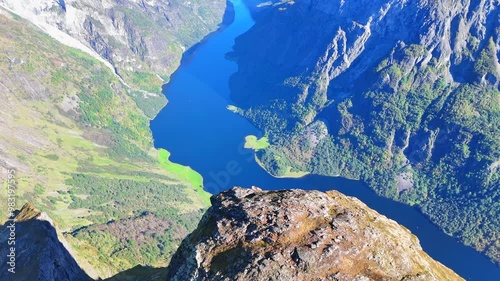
[167,187,463,281]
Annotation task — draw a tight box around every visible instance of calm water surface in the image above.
[151,0,500,279]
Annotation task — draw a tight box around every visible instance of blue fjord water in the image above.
[150,0,500,279]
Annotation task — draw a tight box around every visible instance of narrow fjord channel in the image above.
[150,0,500,279]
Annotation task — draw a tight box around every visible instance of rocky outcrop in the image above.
[167,187,463,281]
[0,203,93,281]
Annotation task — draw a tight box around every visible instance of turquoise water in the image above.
[150,0,500,279]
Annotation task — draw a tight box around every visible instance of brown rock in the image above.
[167,187,463,281]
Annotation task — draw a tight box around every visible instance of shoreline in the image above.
[253,154,310,179]
[177,0,236,66]
[149,0,237,198]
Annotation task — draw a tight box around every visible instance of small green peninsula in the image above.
[244,135,270,150]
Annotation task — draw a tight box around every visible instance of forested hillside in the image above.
[229,0,500,265]
[0,1,225,277]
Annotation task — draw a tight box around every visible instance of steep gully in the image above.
[150,0,500,279]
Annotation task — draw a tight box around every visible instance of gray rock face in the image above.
[0,0,226,89]
[166,187,463,281]
[0,203,92,281]
[231,0,499,111]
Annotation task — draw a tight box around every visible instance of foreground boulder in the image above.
[167,187,463,281]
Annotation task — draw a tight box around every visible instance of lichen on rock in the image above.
[167,187,464,281]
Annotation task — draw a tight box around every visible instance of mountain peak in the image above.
[1,203,92,281]
[167,187,463,281]
[14,202,41,222]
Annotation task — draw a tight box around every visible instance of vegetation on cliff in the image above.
[230,0,500,265]
[0,4,222,277]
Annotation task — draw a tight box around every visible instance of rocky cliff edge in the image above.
[166,187,463,281]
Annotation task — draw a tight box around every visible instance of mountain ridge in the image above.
[0,0,225,277]
[0,0,227,96]
[229,0,500,265]
[0,203,94,281]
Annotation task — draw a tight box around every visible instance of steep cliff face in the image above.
[0,203,93,281]
[0,1,223,277]
[0,0,226,94]
[167,187,463,281]
[229,0,500,265]
[232,0,498,108]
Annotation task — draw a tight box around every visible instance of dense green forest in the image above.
[65,174,204,269]
[230,5,500,264]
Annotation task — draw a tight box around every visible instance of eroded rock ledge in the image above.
[167,187,463,281]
